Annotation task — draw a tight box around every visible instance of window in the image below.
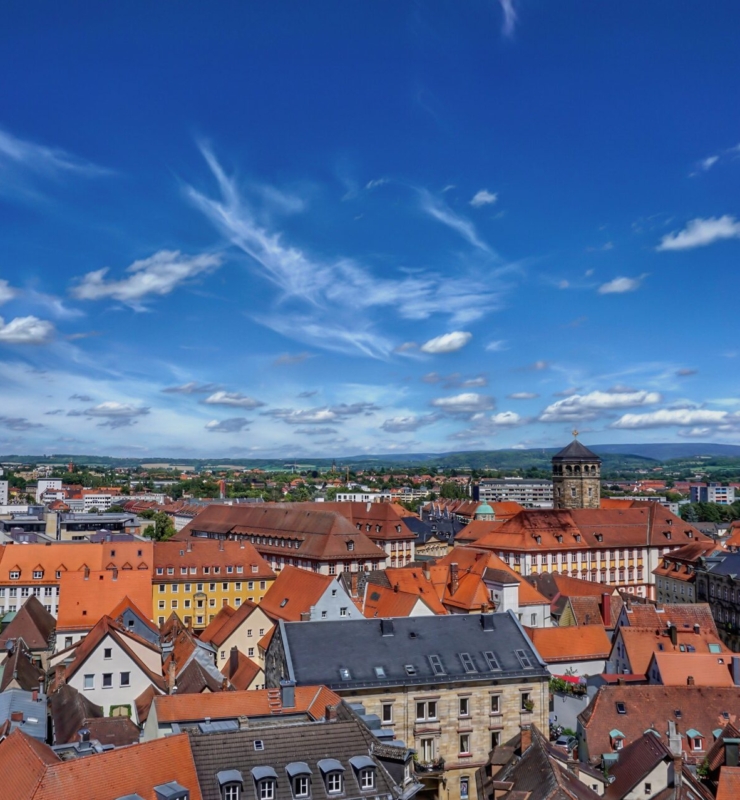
[33,570,43,579]
[84,674,94,690]
[327,774,342,794]
[9,571,19,580]
[159,584,165,593]
[520,692,532,712]
[340,607,347,617]
[103,673,112,688]
[172,600,178,609]
[294,776,310,798]
[259,628,265,636]
[120,672,130,687]
[616,702,627,715]
[260,581,266,590]
[416,700,437,720]
[491,731,501,749]
[460,778,469,800]
[104,647,112,659]
[360,770,374,790]
[64,636,73,648]
[515,649,533,669]
[459,697,470,717]
[321,610,327,619]
[420,738,435,762]
[644,784,652,795]
[381,703,393,723]
[459,652,476,673]
[224,786,240,800]
[484,651,501,671]
[347,541,355,551]
[248,647,255,657]
[167,567,174,575]
[260,781,276,800]
[490,694,501,714]
[428,654,445,675]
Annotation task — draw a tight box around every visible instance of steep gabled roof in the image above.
[615,626,729,675]
[259,565,335,621]
[0,640,46,692]
[717,767,740,800]
[648,651,735,687]
[362,584,437,618]
[49,684,103,745]
[0,595,55,651]
[0,729,59,799]
[199,599,259,648]
[603,732,671,800]
[220,649,262,690]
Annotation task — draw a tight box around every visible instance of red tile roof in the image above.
[525,624,611,662]
[362,584,437,618]
[648,651,735,687]
[153,538,274,579]
[619,603,719,637]
[56,569,153,631]
[199,599,259,647]
[0,729,58,799]
[716,766,740,800]
[287,501,417,541]
[220,649,262,690]
[614,626,729,675]
[259,565,335,621]
[152,684,340,724]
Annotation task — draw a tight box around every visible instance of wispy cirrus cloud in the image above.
[186,146,507,358]
[72,250,222,309]
[418,190,492,252]
[657,216,740,251]
[162,382,221,395]
[498,0,519,37]
[380,414,439,433]
[611,408,737,430]
[205,417,251,433]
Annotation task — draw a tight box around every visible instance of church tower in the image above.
[552,433,601,509]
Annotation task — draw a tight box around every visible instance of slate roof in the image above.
[495,726,600,800]
[578,685,740,764]
[603,732,671,800]
[0,595,55,651]
[274,611,548,691]
[552,440,601,462]
[188,705,399,800]
[0,689,47,741]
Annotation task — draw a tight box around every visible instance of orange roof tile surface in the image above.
[287,501,417,541]
[199,599,259,647]
[615,626,729,675]
[649,652,735,687]
[362,584,437,618]
[221,649,262,690]
[525,624,611,662]
[153,684,341,723]
[56,569,153,631]
[620,603,719,637]
[0,729,59,799]
[717,767,740,800]
[259,565,335,621]
[380,567,449,614]
[0,541,152,585]
[153,538,274,579]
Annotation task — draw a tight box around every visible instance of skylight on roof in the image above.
[339,668,352,681]
[459,652,477,674]
[404,664,416,676]
[254,740,265,751]
[515,649,533,669]
[428,654,445,676]
[374,666,386,679]
[616,702,626,715]
[483,651,501,671]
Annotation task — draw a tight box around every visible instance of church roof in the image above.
[552,439,601,461]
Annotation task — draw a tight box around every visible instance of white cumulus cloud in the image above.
[490,411,522,426]
[83,401,150,428]
[431,392,495,415]
[540,390,661,423]
[470,189,498,208]
[0,315,54,344]
[72,250,223,307]
[610,408,733,429]
[420,331,472,354]
[657,216,740,251]
[0,280,18,305]
[598,276,645,294]
[203,391,265,409]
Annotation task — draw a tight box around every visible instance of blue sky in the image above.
[1,1,740,458]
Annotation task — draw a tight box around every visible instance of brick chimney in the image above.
[325,704,338,722]
[520,724,532,752]
[230,646,239,676]
[350,572,358,598]
[669,624,678,647]
[687,675,695,685]
[167,660,177,693]
[450,562,459,596]
[600,593,611,626]
[10,711,23,722]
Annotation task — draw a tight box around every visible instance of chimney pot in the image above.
[450,562,459,596]
[687,675,695,685]
[325,704,337,722]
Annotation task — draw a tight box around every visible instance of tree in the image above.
[106,505,127,513]
[142,511,177,541]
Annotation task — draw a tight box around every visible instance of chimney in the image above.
[300,611,310,621]
[481,614,495,632]
[10,711,23,722]
[672,754,683,791]
[366,502,372,512]
[693,623,700,634]
[325,704,338,722]
[78,727,90,742]
[238,715,249,730]
[112,567,118,581]
[84,566,90,580]
[687,676,695,685]
[450,562,459,596]
[167,660,177,693]
[600,593,612,626]
[725,739,740,768]
[31,689,38,702]
[240,539,245,549]
[520,724,532,752]
[423,565,430,581]
[669,624,678,647]
[187,541,192,552]
[280,679,296,709]
[38,676,44,697]
[668,721,682,756]
[380,619,394,637]
[351,572,358,598]
[393,583,399,594]
[219,538,224,551]
[230,646,239,676]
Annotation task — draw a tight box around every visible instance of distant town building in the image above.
[690,483,736,505]
[475,478,553,508]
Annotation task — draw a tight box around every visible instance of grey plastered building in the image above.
[264,612,549,800]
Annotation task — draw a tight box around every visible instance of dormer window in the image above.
[9,570,19,580]
[349,757,376,791]
[347,541,355,552]
[318,760,346,795]
[33,570,43,579]
[286,763,312,799]
[251,767,278,800]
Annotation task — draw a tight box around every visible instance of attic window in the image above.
[483,651,501,671]
[686,531,693,539]
[515,649,533,669]
[428,655,445,676]
[574,535,581,543]
[664,532,672,540]
[347,541,355,551]
[556,536,563,544]
[674,710,682,719]
[339,668,352,681]
[595,534,603,542]
[459,653,477,674]
[254,740,265,751]
[616,702,627,715]
[374,666,386,678]
[280,598,289,608]
[404,664,417,676]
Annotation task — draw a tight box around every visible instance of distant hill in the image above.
[2,442,740,471]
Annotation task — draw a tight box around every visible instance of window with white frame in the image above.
[416,700,437,720]
[223,785,240,800]
[259,781,275,800]
[326,773,342,794]
[360,770,374,790]
[293,776,310,798]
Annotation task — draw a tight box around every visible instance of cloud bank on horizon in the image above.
[0,1,739,457]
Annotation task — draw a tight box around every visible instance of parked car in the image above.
[554,735,577,753]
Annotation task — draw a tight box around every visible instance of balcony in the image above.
[414,757,445,775]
